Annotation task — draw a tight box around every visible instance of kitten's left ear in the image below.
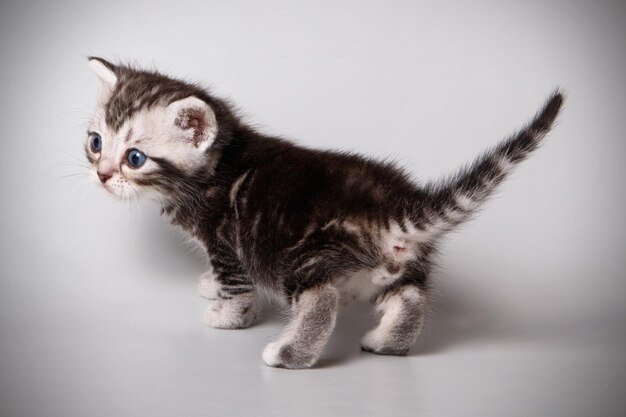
[87,56,118,87]
[167,96,218,152]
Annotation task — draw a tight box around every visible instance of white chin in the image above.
[102,184,135,200]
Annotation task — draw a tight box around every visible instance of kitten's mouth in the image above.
[100,181,123,199]
[102,184,115,194]
[101,183,119,197]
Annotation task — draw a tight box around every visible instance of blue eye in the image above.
[127,149,147,168]
[90,133,102,153]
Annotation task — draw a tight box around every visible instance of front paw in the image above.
[203,298,259,329]
[262,341,318,369]
[360,330,409,356]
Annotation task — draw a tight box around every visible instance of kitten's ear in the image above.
[87,56,117,87]
[166,96,218,151]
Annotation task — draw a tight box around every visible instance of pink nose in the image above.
[97,171,112,183]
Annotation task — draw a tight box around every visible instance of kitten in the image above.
[85,57,564,369]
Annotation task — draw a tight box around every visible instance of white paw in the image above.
[262,341,283,367]
[262,341,318,369]
[203,298,259,329]
[197,270,220,299]
[360,329,384,352]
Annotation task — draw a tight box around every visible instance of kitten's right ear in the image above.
[87,56,117,87]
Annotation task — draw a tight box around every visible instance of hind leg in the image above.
[263,284,339,369]
[361,283,427,355]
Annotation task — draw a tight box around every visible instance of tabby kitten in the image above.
[85,57,563,369]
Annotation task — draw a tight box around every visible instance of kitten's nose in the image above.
[97,171,112,184]
[97,159,115,184]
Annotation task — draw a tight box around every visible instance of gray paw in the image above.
[360,344,409,356]
[360,330,410,356]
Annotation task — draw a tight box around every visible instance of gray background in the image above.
[1,1,625,416]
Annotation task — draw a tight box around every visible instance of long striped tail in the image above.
[418,90,565,238]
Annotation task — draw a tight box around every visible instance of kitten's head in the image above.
[86,57,230,201]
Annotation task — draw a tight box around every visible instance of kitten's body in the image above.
[85,57,564,368]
